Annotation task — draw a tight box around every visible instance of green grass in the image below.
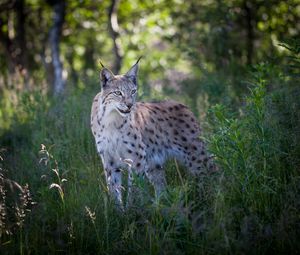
[0,61,300,254]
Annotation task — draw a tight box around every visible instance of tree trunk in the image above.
[0,16,14,74]
[244,0,254,65]
[15,0,30,89]
[49,0,66,95]
[0,0,29,88]
[108,0,122,74]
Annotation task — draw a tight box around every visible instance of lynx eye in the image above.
[131,89,137,95]
[114,91,122,96]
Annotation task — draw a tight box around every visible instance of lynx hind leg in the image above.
[185,140,217,175]
[145,165,167,197]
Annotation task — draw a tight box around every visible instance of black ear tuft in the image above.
[98,59,105,68]
[135,56,142,65]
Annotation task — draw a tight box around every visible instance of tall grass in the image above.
[0,50,300,253]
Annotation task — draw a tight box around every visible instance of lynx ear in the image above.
[125,57,142,85]
[100,68,114,87]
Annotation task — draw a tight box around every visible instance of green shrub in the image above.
[208,62,300,253]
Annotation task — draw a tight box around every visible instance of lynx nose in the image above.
[126,103,133,110]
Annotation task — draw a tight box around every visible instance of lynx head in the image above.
[100,58,141,117]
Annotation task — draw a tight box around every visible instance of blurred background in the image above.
[0,0,300,254]
[0,0,299,100]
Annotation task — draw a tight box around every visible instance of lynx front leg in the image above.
[145,165,166,198]
[104,168,123,207]
[101,155,124,207]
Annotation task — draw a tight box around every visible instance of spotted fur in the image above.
[91,60,216,207]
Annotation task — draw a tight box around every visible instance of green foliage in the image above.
[279,39,300,77]
[207,62,300,253]
[170,0,300,68]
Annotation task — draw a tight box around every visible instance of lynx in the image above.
[91,59,215,207]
